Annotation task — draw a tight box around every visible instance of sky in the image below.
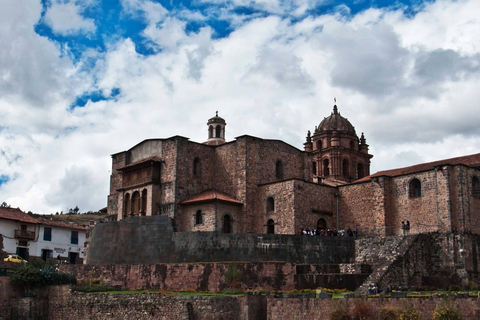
[1,0,480,214]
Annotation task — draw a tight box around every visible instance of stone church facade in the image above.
[107,105,480,236]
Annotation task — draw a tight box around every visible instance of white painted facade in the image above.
[0,208,87,264]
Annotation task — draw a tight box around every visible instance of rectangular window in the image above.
[43,227,52,241]
[71,231,78,245]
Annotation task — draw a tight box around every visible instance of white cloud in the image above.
[44,1,96,35]
[2,0,480,214]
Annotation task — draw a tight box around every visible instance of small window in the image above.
[208,125,213,138]
[267,219,275,234]
[71,231,79,245]
[193,158,201,176]
[473,176,480,198]
[317,218,326,229]
[316,140,322,150]
[216,125,221,138]
[195,210,203,225]
[323,159,330,176]
[312,161,317,175]
[223,214,232,233]
[409,178,422,198]
[124,193,131,218]
[266,197,274,212]
[343,159,349,176]
[350,140,355,150]
[141,189,147,215]
[275,160,284,179]
[43,227,52,241]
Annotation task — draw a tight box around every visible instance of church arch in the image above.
[208,125,213,138]
[342,159,349,177]
[132,191,141,214]
[123,193,131,219]
[195,210,203,225]
[267,219,275,234]
[357,163,365,179]
[266,197,274,212]
[215,125,221,138]
[409,178,422,198]
[473,176,480,198]
[323,158,330,176]
[141,189,147,216]
[222,214,232,233]
[317,218,326,229]
[275,160,284,179]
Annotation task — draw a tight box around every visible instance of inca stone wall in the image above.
[87,216,355,265]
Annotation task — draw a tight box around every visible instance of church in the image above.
[107,104,480,237]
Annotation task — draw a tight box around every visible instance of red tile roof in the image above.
[37,218,89,231]
[181,189,243,206]
[0,207,39,224]
[356,152,480,183]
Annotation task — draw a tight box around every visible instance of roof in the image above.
[356,152,480,183]
[0,207,39,224]
[117,156,163,171]
[37,218,89,231]
[316,105,356,136]
[181,189,243,206]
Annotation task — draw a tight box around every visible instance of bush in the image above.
[398,305,420,320]
[329,301,351,320]
[380,306,398,320]
[432,302,461,320]
[353,299,374,320]
[10,261,76,290]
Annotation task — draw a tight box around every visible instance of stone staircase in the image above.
[354,234,419,294]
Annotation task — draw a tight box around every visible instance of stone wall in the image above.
[6,285,480,320]
[87,215,355,265]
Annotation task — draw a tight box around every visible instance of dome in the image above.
[207,111,226,125]
[317,105,356,135]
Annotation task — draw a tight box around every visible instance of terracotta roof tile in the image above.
[355,152,480,183]
[0,207,39,224]
[37,218,89,231]
[181,189,243,205]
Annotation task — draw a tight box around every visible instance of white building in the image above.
[0,207,87,264]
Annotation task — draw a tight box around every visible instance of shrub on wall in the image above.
[398,304,420,320]
[353,299,374,320]
[11,261,76,291]
[329,301,351,320]
[380,306,398,320]
[432,302,461,320]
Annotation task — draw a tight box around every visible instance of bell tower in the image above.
[205,111,226,146]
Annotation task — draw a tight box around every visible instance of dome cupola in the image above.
[205,111,227,146]
[316,104,356,136]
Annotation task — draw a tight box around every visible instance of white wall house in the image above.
[0,207,88,264]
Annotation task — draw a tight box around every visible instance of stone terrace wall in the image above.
[61,262,366,292]
[7,286,480,320]
[87,215,355,265]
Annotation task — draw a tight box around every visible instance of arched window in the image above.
[141,189,147,216]
[316,140,322,150]
[267,219,275,234]
[343,159,349,177]
[357,163,365,179]
[409,178,422,198]
[312,161,317,175]
[132,191,141,214]
[124,193,130,219]
[223,214,232,233]
[473,176,480,198]
[195,210,203,225]
[323,159,330,176]
[215,125,221,138]
[317,218,326,229]
[193,158,201,176]
[208,125,213,138]
[275,160,284,179]
[266,197,274,212]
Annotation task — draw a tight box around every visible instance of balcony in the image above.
[15,229,35,240]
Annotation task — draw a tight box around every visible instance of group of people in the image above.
[297,227,358,239]
[401,220,411,235]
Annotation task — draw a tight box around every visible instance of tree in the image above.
[0,202,10,208]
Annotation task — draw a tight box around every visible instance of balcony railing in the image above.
[15,229,35,240]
